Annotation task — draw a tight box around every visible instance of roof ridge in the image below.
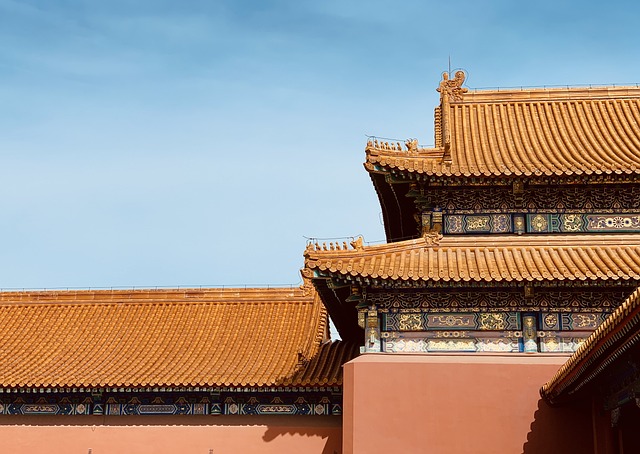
[462,85,640,102]
[306,233,640,259]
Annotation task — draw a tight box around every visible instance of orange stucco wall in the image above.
[343,353,592,454]
[0,414,342,454]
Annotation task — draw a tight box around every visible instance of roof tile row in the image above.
[0,287,356,389]
[367,86,640,177]
[305,234,640,282]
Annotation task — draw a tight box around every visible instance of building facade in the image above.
[2,72,640,453]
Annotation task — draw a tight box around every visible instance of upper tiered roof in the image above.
[366,72,640,178]
[0,287,357,389]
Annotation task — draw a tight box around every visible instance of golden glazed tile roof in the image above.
[288,340,360,387]
[0,287,353,389]
[366,74,640,177]
[541,286,640,403]
[304,234,640,283]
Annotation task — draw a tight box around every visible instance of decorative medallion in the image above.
[530,214,548,232]
[543,313,559,330]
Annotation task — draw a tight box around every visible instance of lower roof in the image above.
[0,287,356,389]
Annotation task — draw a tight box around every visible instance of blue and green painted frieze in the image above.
[443,212,640,234]
[0,389,342,416]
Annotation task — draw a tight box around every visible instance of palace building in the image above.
[1,72,639,453]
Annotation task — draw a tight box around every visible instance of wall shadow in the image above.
[523,398,592,454]
[262,418,342,454]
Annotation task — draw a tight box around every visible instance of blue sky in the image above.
[1,0,639,289]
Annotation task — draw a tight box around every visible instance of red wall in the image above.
[343,353,592,454]
[0,414,342,454]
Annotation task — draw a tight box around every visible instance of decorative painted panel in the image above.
[444,214,512,234]
[369,290,525,311]
[540,312,608,330]
[0,403,91,415]
[444,212,640,233]
[106,403,207,415]
[539,336,588,353]
[224,396,332,416]
[369,289,628,312]
[383,337,519,353]
[0,391,342,416]
[527,213,640,233]
[414,185,640,213]
[383,312,520,331]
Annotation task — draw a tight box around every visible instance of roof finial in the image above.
[437,70,468,102]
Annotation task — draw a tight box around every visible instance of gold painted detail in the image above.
[543,313,558,329]
[428,339,476,351]
[575,313,598,328]
[429,314,473,327]
[477,313,507,330]
[539,337,586,353]
[366,309,378,328]
[466,216,490,230]
[531,214,548,232]
[398,313,423,331]
[434,331,469,338]
[475,339,518,352]
[563,214,583,232]
[588,215,640,230]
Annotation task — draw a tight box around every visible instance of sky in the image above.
[1,0,640,290]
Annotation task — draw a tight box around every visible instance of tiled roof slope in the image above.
[304,234,640,282]
[541,286,640,403]
[366,83,640,177]
[288,340,360,387]
[0,287,354,389]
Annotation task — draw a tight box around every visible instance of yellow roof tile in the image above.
[304,234,640,283]
[366,83,640,177]
[0,287,354,389]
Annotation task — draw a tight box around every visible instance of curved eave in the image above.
[367,170,417,243]
[541,286,640,404]
[309,276,363,343]
[305,234,640,284]
[368,150,640,178]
